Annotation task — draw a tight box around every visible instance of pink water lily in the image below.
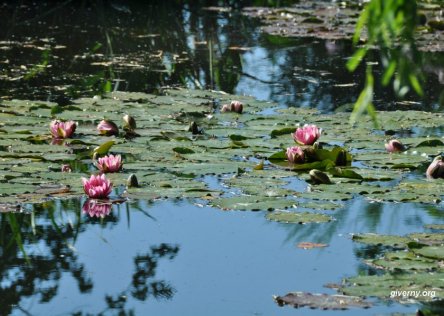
[96,154,123,173]
[292,124,321,146]
[426,156,444,179]
[50,120,77,139]
[82,174,112,199]
[82,199,112,218]
[97,120,119,136]
[385,139,406,153]
[230,100,243,114]
[286,146,305,163]
[221,100,243,114]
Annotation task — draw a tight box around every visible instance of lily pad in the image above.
[266,210,332,224]
[211,196,297,211]
[274,292,372,310]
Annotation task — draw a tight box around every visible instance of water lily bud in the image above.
[385,139,406,153]
[309,169,331,184]
[61,164,72,172]
[292,124,322,146]
[188,121,202,135]
[127,174,139,187]
[426,156,444,179]
[286,146,305,163]
[313,142,323,150]
[335,149,348,166]
[123,114,136,131]
[230,100,243,114]
[97,120,119,136]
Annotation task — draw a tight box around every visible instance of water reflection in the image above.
[82,199,112,218]
[0,199,179,316]
[1,197,443,314]
[279,198,444,247]
[1,2,443,111]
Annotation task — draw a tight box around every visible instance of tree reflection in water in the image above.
[0,199,179,316]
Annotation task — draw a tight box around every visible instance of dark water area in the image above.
[1,1,443,112]
[1,1,444,315]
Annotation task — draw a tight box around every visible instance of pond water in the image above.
[1,1,444,315]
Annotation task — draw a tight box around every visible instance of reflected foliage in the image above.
[0,200,179,315]
[131,244,179,301]
[0,1,442,111]
[0,200,92,316]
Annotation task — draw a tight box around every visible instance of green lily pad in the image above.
[266,210,332,224]
[211,196,297,211]
[352,233,410,248]
[274,292,372,310]
[366,251,441,271]
[412,246,444,260]
[341,272,444,302]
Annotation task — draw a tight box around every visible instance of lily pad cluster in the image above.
[338,232,444,302]
[242,0,444,52]
[0,88,444,215]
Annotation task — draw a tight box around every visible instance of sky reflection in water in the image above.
[2,198,442,315]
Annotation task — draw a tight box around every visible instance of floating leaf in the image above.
[297,242,328,249]
[274,292,371,310]
[266,211,332,224]
[211,196,297,211]
[172,147,195,154]
[93,140,115,156]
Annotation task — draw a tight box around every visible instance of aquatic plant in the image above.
[61,164,72,172]
[286,146,305,163]
[50,120,77,139]
[221,100,243,114]
[426,156,444,179]
[123,114,136,131]
[230,100,243,114]
[292,124,321,146]
[97,119,119,136]
[96,154,123,173]
[127,174,139,188]
[385,139,406,153]
[82,174,112,199]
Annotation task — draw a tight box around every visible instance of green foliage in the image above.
[349,0,423,124]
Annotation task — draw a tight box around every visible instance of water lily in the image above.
[82,199,112,218]
[50,120,77,139]
[292,124,321,145]
[82,174,112,199]
[221,100,243,114]
[385,139,406,153]
[230,100,243,114]
[286,146,305,163]
[97,120,119,136]
[96,154,123,173]
[426,156,444,179]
